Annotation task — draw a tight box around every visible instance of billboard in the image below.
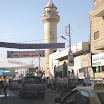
[92,53,104,67]
[68,51,74,66]
[7,50,45,58]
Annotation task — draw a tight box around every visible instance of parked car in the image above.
[19,76,46,98]
[9,80,20,89]
[54,82,104,104]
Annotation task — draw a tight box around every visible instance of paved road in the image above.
[0,89,60,104]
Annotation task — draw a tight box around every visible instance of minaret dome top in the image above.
[45,0,57,9]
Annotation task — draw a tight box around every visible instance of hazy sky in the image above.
[0,0,94,67]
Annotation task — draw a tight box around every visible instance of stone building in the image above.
[89,0,104,78]
[89,0,104,54]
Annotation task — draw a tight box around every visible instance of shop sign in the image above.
[73,56,81,69]
[92,53,104,66]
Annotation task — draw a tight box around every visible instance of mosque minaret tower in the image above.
[41,0,60,76]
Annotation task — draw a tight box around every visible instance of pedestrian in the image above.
[47,77,51,89]
[83,75,90,86]
[9,79,12,89]
[3,76,8,98]
[53,77,57,90]
[64,77,68,94]
[58,77,65,97]
[71,70,75,79]
[0,80,3,94]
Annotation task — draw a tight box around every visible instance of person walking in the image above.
[0,80,3,94]
[3,76,8,98]
[64,77,68,94]
[53,77,57,90]
[58,77,65,97]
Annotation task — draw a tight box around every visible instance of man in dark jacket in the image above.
[0,80,3,94]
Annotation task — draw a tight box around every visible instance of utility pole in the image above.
[65,24,71,51]
[38,49,40,76]
[65,24,73,78]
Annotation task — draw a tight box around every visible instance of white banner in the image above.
[8,60,27,65]
[92,53,104,66]
[7,50,45,58]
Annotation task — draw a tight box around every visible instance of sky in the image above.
[0,0,94,68]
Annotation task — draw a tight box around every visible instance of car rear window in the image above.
[97,92,104,104]
[12,80,19,82]
[24,77,42,84]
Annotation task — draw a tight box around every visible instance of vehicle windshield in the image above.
[23,77,42,84]
[97,92,104,104]
[12,80,19,82]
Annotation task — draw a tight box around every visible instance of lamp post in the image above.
[61,24,73,78]
[37,49,40,76]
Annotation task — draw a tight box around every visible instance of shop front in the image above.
[92,53,104,79]
[74,53,91,79]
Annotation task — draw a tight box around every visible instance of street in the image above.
[0,89,60,104]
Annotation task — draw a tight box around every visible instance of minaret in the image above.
[42,0,60,77]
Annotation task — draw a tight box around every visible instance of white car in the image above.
[54,84,104,104]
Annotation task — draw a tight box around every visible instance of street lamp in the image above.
[61,36,69,41]
[61,24,74,78]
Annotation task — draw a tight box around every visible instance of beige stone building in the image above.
[41,1,60,77]
[89,0,104,78]
[89,0,104,54]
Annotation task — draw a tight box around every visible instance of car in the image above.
[9,80,20,89]
[54,81,104,104]
[19,76,46,98]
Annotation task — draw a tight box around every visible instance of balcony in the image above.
[94,39,104,50]
[42,14,60,23]
[93,4,104,17]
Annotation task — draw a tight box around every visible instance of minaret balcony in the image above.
[42,14,60,23]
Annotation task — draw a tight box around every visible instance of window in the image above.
[62,90,79,104]
[103,16,104,20]
[24,77,42,84]
[94,31,99,40]
[97,92,104,104]
[53,50,56,53]
[75,90,90,104]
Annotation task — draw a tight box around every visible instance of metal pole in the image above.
[65,24,72,78]
[65,24,71,50]
[68,24,71,51]
[38,49,40,76]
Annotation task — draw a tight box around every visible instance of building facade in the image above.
[89,0,104,54]
[89,0,104,78]
[49,42,91,79]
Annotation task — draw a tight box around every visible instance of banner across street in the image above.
[7,50,45,58]
[0,42,65,49]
